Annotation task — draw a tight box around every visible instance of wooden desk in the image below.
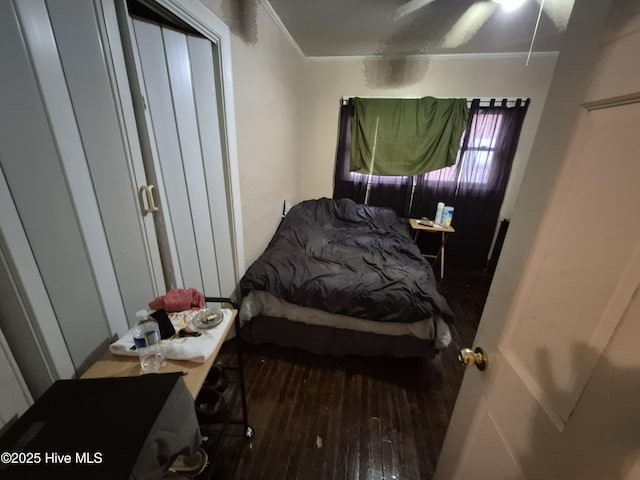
[82,310,236,398]
[409,218,455,279]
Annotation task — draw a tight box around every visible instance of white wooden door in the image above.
[435,2,640,479]
[122,12,237,297]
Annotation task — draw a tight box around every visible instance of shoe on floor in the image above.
[195,387,228,424]
[204,365,228,393]
[167,447,208,476]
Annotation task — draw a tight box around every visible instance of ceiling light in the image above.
[493,0,527,11]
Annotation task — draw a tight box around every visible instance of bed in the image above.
[239,198,454,358]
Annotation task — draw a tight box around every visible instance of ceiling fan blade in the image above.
[538,0,572,30]
[393,0,437,21]
[441,2,499,48]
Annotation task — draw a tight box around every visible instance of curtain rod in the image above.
[341,96,530,107]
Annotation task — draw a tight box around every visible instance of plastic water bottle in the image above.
[133,310,163,374]
[435,202,445,224]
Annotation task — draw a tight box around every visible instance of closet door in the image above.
[46,0,166,321]
[0,0,166,378]
[0,0,117,374]
[124,15,237,297]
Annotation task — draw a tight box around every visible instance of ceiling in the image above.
[265,0,575,57]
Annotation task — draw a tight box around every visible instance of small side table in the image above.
[409,218,455,279]
[82,309,237,398]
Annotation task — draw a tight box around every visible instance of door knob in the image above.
[458,347,488,371]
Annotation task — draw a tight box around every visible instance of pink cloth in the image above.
[149,288,205,313]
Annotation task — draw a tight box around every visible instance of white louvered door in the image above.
[123,14,237,298]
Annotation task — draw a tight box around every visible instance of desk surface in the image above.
[409,218,455,234]
[82,310,236,398]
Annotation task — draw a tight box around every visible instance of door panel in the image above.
[0,168,75,385]
[0,246,55,399]
[15,0,129,343]
[47,0,165,324]
[453,398,524,480]
[501,102,640,428]
[132,19,201,289]
[128,16,235,297]
[0,0,112,372]
[435,2,640,478]
[188,37,237,296]
[163,28,221,297]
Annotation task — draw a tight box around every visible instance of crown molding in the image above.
[259,0,306,58]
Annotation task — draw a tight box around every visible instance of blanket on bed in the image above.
[240,198,453,324]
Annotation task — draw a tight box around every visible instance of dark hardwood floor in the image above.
[208,267,491,480]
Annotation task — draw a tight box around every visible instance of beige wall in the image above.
[201,0,305,267]
[299,54,557,221]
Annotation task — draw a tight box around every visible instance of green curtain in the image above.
[350,97,469,176]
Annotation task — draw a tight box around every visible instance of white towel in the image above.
[109,309,232,363]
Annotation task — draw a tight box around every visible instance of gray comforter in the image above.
[240,198,453,324]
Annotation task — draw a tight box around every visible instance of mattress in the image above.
[240,290,452,351]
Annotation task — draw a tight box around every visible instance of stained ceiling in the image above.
[265,0,575,57]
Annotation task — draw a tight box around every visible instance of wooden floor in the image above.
[209,267,491,480]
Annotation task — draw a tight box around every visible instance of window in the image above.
[333,98,530,269]
[456,111,505,187]
[347,110,505,189]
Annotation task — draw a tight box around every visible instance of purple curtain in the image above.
[333,98,529,270]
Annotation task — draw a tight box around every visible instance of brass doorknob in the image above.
[458,347,488,371]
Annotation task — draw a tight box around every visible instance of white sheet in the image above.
[240,290,451,349]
